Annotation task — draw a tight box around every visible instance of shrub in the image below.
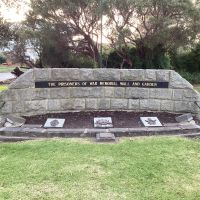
[178,70,200,84]
[0,54,6,64]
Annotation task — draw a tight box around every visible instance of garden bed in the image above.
[24,111,179,128]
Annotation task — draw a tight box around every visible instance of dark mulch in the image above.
[24,111,179,128]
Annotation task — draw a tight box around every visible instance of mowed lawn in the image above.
[194,84,200,93]
[1,137,200,200]
[0,85,8,91]
[0,65,28,73]
[0,66,16,73]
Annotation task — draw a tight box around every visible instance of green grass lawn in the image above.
[0,66,16,73]
[0,85,8,91]
[0,65,28,73]
[1,137,200,200]
[194,84,200,93]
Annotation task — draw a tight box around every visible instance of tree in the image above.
[0,18,14,48]
[25,0,102,67]
[105,0,200,68]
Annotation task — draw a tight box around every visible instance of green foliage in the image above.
[106,51,122,68]
[194,84,200,93]
[0,18,14,48]
[170,43,200,73]
[0,54,6,64]
[67,54,96,68]
[105,46,171,69]
[178,70,200,84]
[26,0,102,67]
[0,85,7,91]
[105,0,200,69]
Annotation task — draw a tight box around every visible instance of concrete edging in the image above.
[0,124,200,141]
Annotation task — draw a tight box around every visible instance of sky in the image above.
[1,0,198,23]
[0,1,30,22]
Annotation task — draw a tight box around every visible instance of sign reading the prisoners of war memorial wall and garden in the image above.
[35,81,169,88]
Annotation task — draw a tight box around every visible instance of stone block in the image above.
[25,100,47,112]
[145,69,156,80]
[114,88,125,98]
[51,68,80,81]
[111,99,128,109]
[97,99,110,110]
[161,100,174,111]
[47,99,61,111]
[120,69,145,81]
[104,88,114,97]
[60,98,86,110]
[175,113,193,123]
[156,70,170,81]
[172,89,184,100]
[128,99,140,110]
[93,69,120,80]
[183,89,200,101]
[174,101,195,113]
[1,90,20,101]
[34,68,51,81]
[0,90,6,100]
[6,114,26,125]
[125,88,149,99]
[173,88,200,103]
[73,99,85,110]
[170,71,193,89]
[0,101,12,114]
[86,99,98,110]
[12,102,25,113]
[79,69,95,81]
[60,99,74,110]
[31,89,50,100]
[9,69,34,89]
[0,116,6,127]
[149,88,173,100]
[71,87,104,98]
[140,99,161,111]
[50,88,70,99]
[18,89,33,101]
[96,133,116,142]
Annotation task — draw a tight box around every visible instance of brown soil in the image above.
[24,111,179,128]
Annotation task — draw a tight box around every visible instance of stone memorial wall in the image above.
[0,68,200,116]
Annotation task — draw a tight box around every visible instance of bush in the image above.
[67,54,96,68]
[105,46,171,69]
[178,70,200,84]
[171,44,200,73]
[0,54,6,64]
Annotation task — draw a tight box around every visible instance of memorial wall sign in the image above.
[35,81,169,88]
[0,68,200,116]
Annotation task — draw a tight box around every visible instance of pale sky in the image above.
[0,1,30,22]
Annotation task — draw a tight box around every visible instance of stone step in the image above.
[180,132,200,138]
[0,124,200,139]
[0,135,39,142]
[96,133,116,142]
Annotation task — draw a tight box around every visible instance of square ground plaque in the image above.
[140,117,162,127]
[44,118,65,128]
[96,133,116,142]
[94,117,113,128]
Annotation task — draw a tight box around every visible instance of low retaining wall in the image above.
[0,68,200,116]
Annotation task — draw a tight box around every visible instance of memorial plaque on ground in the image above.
[44,118,65,128]
[94,117,113,128]
[140,117,162,127]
